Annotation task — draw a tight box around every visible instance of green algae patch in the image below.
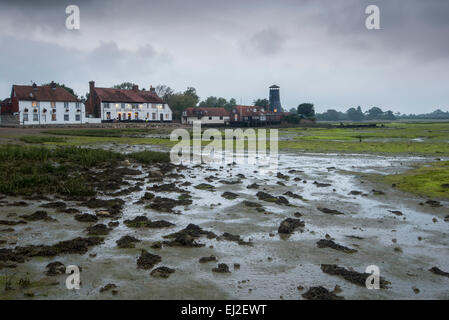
[381,161,449,199]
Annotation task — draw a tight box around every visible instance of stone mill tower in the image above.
[269,85,282,112]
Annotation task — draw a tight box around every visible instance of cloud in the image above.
[244,28,285,56]
[0,0,448,113]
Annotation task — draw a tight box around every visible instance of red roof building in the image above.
[85,81,172,122]
[182,107,230,125]
[230,105,281,125]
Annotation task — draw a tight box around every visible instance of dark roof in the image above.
[13,85,79,102]
[232,105,266,116]
[269,84,280,88]
[184,107,229,117]
[94,87,164,104]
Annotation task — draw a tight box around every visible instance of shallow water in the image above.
[1,149,448,300]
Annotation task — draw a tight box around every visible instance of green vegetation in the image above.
[0,145,169,197]
[278,122,449,156]
[128,150,170,164]
[19,136,67,144]
[381,161,449,199]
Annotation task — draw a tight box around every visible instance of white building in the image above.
[86,81,172,122]
[182,107,230,125]
[6,83,88,125]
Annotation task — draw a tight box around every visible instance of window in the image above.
[42,114,46,122]
[152,113,156,120]
[166,114,169,119]
[76,102,81,109]
[121,103,125,109]
[132,104,138,109]
[64,114,69,121]
[52,113,56,121]
[103,102,110,109]
[64,102,69,108]
[33,114,38,121]
[220,116,223,120]
[209,116,212,120]
[23,113,28,121]
[75,114,80,121]
[106,112,111,120]
[32,101,39,107]
[134,112,139,120]
[51,102,56,108]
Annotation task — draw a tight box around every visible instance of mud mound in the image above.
[212,263,230,273]
[321,264,390,288]
[116,235,141,248]
[278,218,305,234]
[124,216,175,228]
[20,211,56,222]
[150,266,175,278]
[318,207,345,215]
[164,224,217,240]
[74,213,98,223]
[137,250,162,269]
[317,239,357,254]
[302,286,344,300]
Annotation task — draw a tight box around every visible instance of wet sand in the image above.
[1,149,448,299]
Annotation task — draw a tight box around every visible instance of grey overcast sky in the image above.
[0,0,448,113]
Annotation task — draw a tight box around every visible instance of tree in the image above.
[42,82,79,99]
[346,106,365,121]
[366,107,384,120]
[155,85,174,102]
[198,96,236,111]
[112,82,136,90]
[297,103,315,118]
[289,108,297,114]
[318,109,341,121]
[166,87,200,121]
[253,98,269,108]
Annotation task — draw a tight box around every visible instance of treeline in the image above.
[315,106,449,121]
[316,106,396,121]
[398,109,449,120]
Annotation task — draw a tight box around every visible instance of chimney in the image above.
[32,82,37,91]
[149,85,155,92]
[132,84,139,91]
[50,81,56,90]
[89,80,95,94]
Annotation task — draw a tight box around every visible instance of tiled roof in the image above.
[13,85,79,102]
[232,105,266,116]
[94,87,164,104]
[184,107,229,117]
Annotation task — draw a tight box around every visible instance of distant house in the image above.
[85,81,172,122]
[230,105,281,126]
[1,82,85,125]
[182,107,230,125]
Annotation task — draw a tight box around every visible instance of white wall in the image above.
[100,102,172,121]
[183,116,230,125]
[18,100,87,125]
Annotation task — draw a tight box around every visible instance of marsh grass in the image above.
[128,150,170,164]
[19,136,67,144]
[381,161,449,199]
[0,145,169,197]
